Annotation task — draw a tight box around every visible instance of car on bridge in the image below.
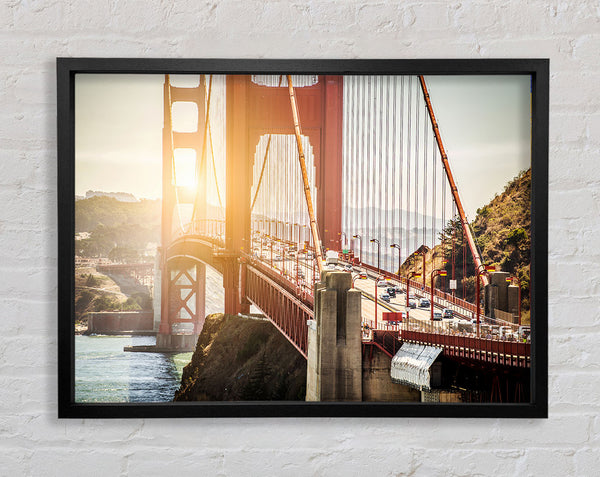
[379,293,391,302]
[433,311,443,321]
[377,281,389,288]
[387,287,396,298]
[442,308,453,319]
[408,298,418,308]
[419,298,430,308]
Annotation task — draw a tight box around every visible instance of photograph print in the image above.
[60,59,546,417]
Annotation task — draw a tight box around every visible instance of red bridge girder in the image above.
[245,264,313,359]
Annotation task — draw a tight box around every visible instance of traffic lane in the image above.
[356,281,450,331]
[352,271,474,320]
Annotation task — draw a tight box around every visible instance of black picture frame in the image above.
[58,58,548,418]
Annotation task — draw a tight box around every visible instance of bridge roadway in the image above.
[169,235,529,367]
[255,246,483,329]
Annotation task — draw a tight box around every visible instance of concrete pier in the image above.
[306,270,362,402]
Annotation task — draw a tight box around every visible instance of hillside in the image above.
[471,168,531,279]
[174,314,306,401]
[74,267,151,332]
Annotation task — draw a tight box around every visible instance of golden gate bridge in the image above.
[155,73,530,403]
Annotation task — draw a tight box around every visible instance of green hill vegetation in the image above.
[74,267,153,331]
[75,196,160,259]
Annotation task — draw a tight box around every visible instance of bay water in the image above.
[75,265,224,403]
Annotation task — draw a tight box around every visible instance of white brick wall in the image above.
[1,1,598,475]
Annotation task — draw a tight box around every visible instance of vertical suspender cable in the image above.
[463,228,466,299]
[391,76,396,270]
[442,165,446,260]
[432,144,436,249]
[364,76,374,264]
[399,76,404,264]
[377,78,383,268]
[415,78,420,252]
[287,75,324,274]
[452,201,457,284]
[423,95,429,245]
[406,76,412,261]
[191,74,213,224]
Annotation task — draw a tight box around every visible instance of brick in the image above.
[550,373,600,407]
[126,448,226,477]
[29,449,123,477]
[549,189,600,221]
[574,447,600,476]
[519,449,577,476]
[356,4,402,33]
[0,448,33,476]
[551,70,600,109]
[548,297,600,329]
[12,1,66,32]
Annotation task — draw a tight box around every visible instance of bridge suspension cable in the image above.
[250,76,283,212]
[205,75,225,217]
[191,74,214,225]
[287,75,324,274]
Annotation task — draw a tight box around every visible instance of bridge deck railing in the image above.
[368,320,530,368]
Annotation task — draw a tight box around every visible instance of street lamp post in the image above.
[430,268,448,322]
[370,238,381,277]
[370,238,382,331]
[390,243,402,277]
[419,247,427,289]
[374,275,385,330]
[352,234,362,265]
[405,271,422,318]
[352,273,367,288]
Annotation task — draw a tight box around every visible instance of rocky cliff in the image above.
[174,314,306,401]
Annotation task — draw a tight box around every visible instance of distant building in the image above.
[85,190,138,202]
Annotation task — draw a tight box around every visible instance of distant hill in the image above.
[85,190,139,202]
[75,196,161,259]
[75,196,160,233]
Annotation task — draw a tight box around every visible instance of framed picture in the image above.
[58,58,548,418]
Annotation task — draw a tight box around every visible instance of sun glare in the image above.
[173,148,197,188]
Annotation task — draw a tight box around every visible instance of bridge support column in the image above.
[306,271,362,401]
[156,259,205,351]
[318,76,344,252]
[484,271,511,320]
[224,75,252,315]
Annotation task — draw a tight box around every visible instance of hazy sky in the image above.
[75,74,531,218]
[425,75,530,218]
